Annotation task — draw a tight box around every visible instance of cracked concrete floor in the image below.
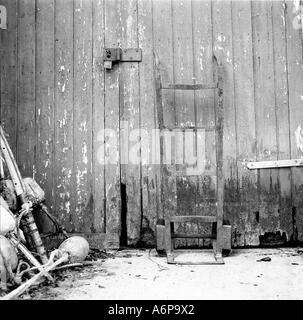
[27,248,303,300]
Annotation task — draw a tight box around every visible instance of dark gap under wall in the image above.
[259,231,288,247]
[291,206,298,243]
[258,206,300,247]
[120,183,127,247]
[254,211,260,223]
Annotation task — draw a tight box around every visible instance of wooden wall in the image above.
[0,0,303,247]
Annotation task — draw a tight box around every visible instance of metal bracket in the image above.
[103,47,142,69]
[247,159,303,170]
[0,5,7,30]
[120,48,142,62]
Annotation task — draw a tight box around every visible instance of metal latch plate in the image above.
[121,48,142,62]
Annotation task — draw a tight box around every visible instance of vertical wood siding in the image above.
[0,0,302,246]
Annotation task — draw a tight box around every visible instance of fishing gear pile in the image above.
[0,124,89,300]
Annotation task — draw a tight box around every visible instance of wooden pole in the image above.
[0,125,48,264]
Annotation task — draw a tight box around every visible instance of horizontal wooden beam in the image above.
[169,215,217,223]
[172,233,216,239]
[247,159,303,170]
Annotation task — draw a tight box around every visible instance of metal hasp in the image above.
[103,47,142,69]
[155,54,226,265]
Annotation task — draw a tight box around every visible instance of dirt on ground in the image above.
[16,247,303,300]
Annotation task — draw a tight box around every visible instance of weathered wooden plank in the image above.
[231,0,258,246]
[192,0,214,246]
[212,0,237,240]
[73,0,93,233]
[172,0,197,247]
[92,0,105,233]
[286,0,303,242]
[153,0,176,231]
[252,0,279,240]
[35,0,55,232]
[153,0,175,129]
[17,0,36,177]
[119,0,141,246]
[54,0,74,232]
[172,0,195,129]
[0,0,18,156]
[138,0,159,247]
[272,0,293,242]
[193,0,215,129]
[104,0,121,239]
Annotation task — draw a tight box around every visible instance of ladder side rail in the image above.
[214,56,224,259]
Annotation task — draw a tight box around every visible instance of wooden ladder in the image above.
[155,55,224,265]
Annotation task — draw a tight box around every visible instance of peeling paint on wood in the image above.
[34,0,56,233]
[104,0,121,239]
[286,0,303,241]
[0,0,18,157]
[54,0,74,232]
[139,0,158,247]
[1,0,303,247]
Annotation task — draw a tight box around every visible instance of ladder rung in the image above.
[172,233,216,239]
[159,125,216,131]
[170,216,217,223]
[161,84,217,90]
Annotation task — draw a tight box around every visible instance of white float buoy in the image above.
[0,203,16,236]
[0,235,18,271]
[58,236,90,263]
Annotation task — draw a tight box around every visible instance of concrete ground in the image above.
[28,248,303,300]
